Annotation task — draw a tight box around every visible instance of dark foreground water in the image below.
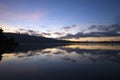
[0,44,120,80]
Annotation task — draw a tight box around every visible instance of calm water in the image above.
[0,44,120,80]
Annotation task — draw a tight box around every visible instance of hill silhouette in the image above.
[4,32,120,44]
[4,33,70,44]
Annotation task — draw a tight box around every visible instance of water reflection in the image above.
[1,44,120,64]
[0,44,120,80]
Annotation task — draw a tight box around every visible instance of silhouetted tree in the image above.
[0,28,3,34]
[0,28,19,46]
[0,28,6,43]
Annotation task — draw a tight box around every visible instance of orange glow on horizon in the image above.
[64,37,120,41]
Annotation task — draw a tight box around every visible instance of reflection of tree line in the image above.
[0,48,16,61]
[63,44,120,50]
[60,47,120,64]
[1,45,120,64]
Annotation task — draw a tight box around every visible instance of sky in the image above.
[0,0,120,39]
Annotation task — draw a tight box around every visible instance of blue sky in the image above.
[0,0,120,36]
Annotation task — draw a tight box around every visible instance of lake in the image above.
[0,43,120,80]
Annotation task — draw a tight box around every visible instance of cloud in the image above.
[60,24,120,39]
[62,25,76,31]
[16,28,42,36]
[60,33,74,39]
[0,11,42,21]
[13,13,42,21]
[0,3,43,22]
[53,32,65,35]
[62,26,71,31]
[41,32,51,36]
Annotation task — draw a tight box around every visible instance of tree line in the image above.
[0,28,19,46]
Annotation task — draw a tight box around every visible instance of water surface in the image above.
[0,44,120,80]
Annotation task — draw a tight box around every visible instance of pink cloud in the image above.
[9,12,43,21]
[0,3,44,21]
[0,11,43,21]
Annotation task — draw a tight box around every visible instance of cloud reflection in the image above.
[1,44,120,64]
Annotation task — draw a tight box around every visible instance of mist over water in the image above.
[0,44,120,80]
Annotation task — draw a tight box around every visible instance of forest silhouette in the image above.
[0,28,19,46]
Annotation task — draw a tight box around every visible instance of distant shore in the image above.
[71,41,120,44]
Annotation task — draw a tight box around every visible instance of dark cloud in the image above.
[62,25,76,31]
[17,28,41,36]
[27,30,35,33]
[71,25,76,27]
[62,26,71,31]
[60,33,75,39]
[86,24,120,32]
[19,28,26,31]
[19,28,33,32]
[60,24,120,39]
[54,32,64,35]
[88,25,97,30]
[42,32,51,36]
